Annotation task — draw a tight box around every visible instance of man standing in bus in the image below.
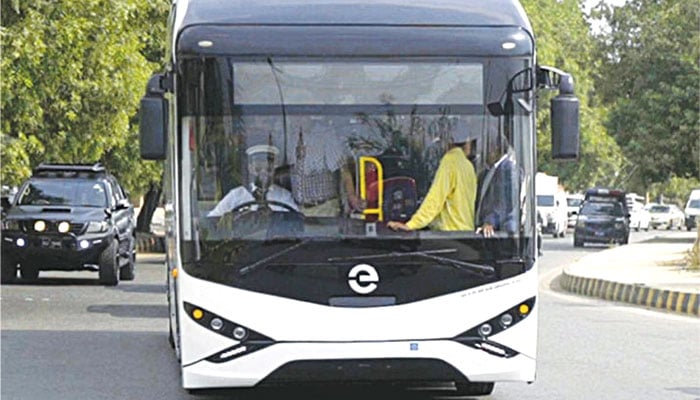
[208,144,298,217]
[475,134,520,238]
[387,121,477,231]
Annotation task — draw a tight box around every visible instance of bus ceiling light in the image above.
[478,323,493,337]
[58,221,70,233]
[232,326,247,340]
[34,220,46,232]
[210,318,223,331]
[198,40,213,48]
[192,309,204,320]
[16,238,26,247]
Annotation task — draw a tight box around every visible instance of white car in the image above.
[648,204,685,230]
[566,193,584,228]
[629,202,650,231]
[685,189,700,231]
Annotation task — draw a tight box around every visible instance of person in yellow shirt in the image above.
[387,123,477,231]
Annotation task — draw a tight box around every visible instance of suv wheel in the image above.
[99,239,120,286]
[119,238,136,281]
[1,255,18,284]
[19,263,39,282]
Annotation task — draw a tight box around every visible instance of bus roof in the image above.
[176,0,532,32]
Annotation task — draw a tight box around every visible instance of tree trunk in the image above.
[136,183,162,233]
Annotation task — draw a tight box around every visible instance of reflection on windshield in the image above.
[185,58,535,257]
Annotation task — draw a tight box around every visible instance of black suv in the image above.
[1,163,136,285]
[573,187,630,247]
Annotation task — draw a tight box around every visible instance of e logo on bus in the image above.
[348,264,379,294]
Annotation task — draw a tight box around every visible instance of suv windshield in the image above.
[580,201,625,217]
[17,179,108,207]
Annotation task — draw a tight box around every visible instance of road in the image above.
[2,229,699,400]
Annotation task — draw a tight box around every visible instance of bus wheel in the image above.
[455,382,495,396]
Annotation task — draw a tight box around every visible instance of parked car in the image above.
[647,204,685,230]
[1,163,136,285]
[685,189,700,231]
[574,187,630,247]
[628,201,651,232]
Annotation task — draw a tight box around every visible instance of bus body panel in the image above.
[156,0,552,391]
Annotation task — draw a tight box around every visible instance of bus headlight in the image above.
[478,323,493,337]
[232,326,247,340]
[184,302,271,343]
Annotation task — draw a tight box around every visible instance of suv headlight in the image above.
[86,221,109,233]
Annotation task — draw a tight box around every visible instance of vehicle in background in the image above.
[1,163,136,284]
[573,187,630,247]
[685,189,700,231]
[628,201,650,232]
[536,172,568,238]
[648,204,685,230]
[625,192,649,232]
[566,193,584,228]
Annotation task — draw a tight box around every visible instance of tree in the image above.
[522,0,627,192]
[1,0,167,200]
[594,0,700,192]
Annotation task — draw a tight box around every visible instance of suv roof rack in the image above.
[32,163,106,177]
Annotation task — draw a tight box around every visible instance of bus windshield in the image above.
[181,57,536,267]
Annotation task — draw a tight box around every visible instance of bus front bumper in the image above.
[182,340,535,389]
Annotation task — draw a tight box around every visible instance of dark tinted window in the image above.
[17,179,108,207]
[580,201,625,217]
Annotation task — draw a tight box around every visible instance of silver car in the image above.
[647,204,685,230]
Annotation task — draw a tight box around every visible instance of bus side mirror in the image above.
[140,73,168,160]
[551,74,579,160]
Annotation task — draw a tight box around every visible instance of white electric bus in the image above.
[139,0,579,396]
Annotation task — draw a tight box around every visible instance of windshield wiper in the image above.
[239,239,309,276]
[328,249,495,276]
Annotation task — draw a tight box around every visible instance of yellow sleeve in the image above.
[405,157,454,230]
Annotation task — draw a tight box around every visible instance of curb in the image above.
[135,232,165,253]
[560,272,700,318]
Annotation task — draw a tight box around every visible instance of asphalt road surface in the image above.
[2,229,698,400]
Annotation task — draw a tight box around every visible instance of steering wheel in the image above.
[229,200,298,214]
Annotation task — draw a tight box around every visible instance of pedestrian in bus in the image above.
[475,134,520,238]
[208,144,298,217]
[386,121,477,232]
